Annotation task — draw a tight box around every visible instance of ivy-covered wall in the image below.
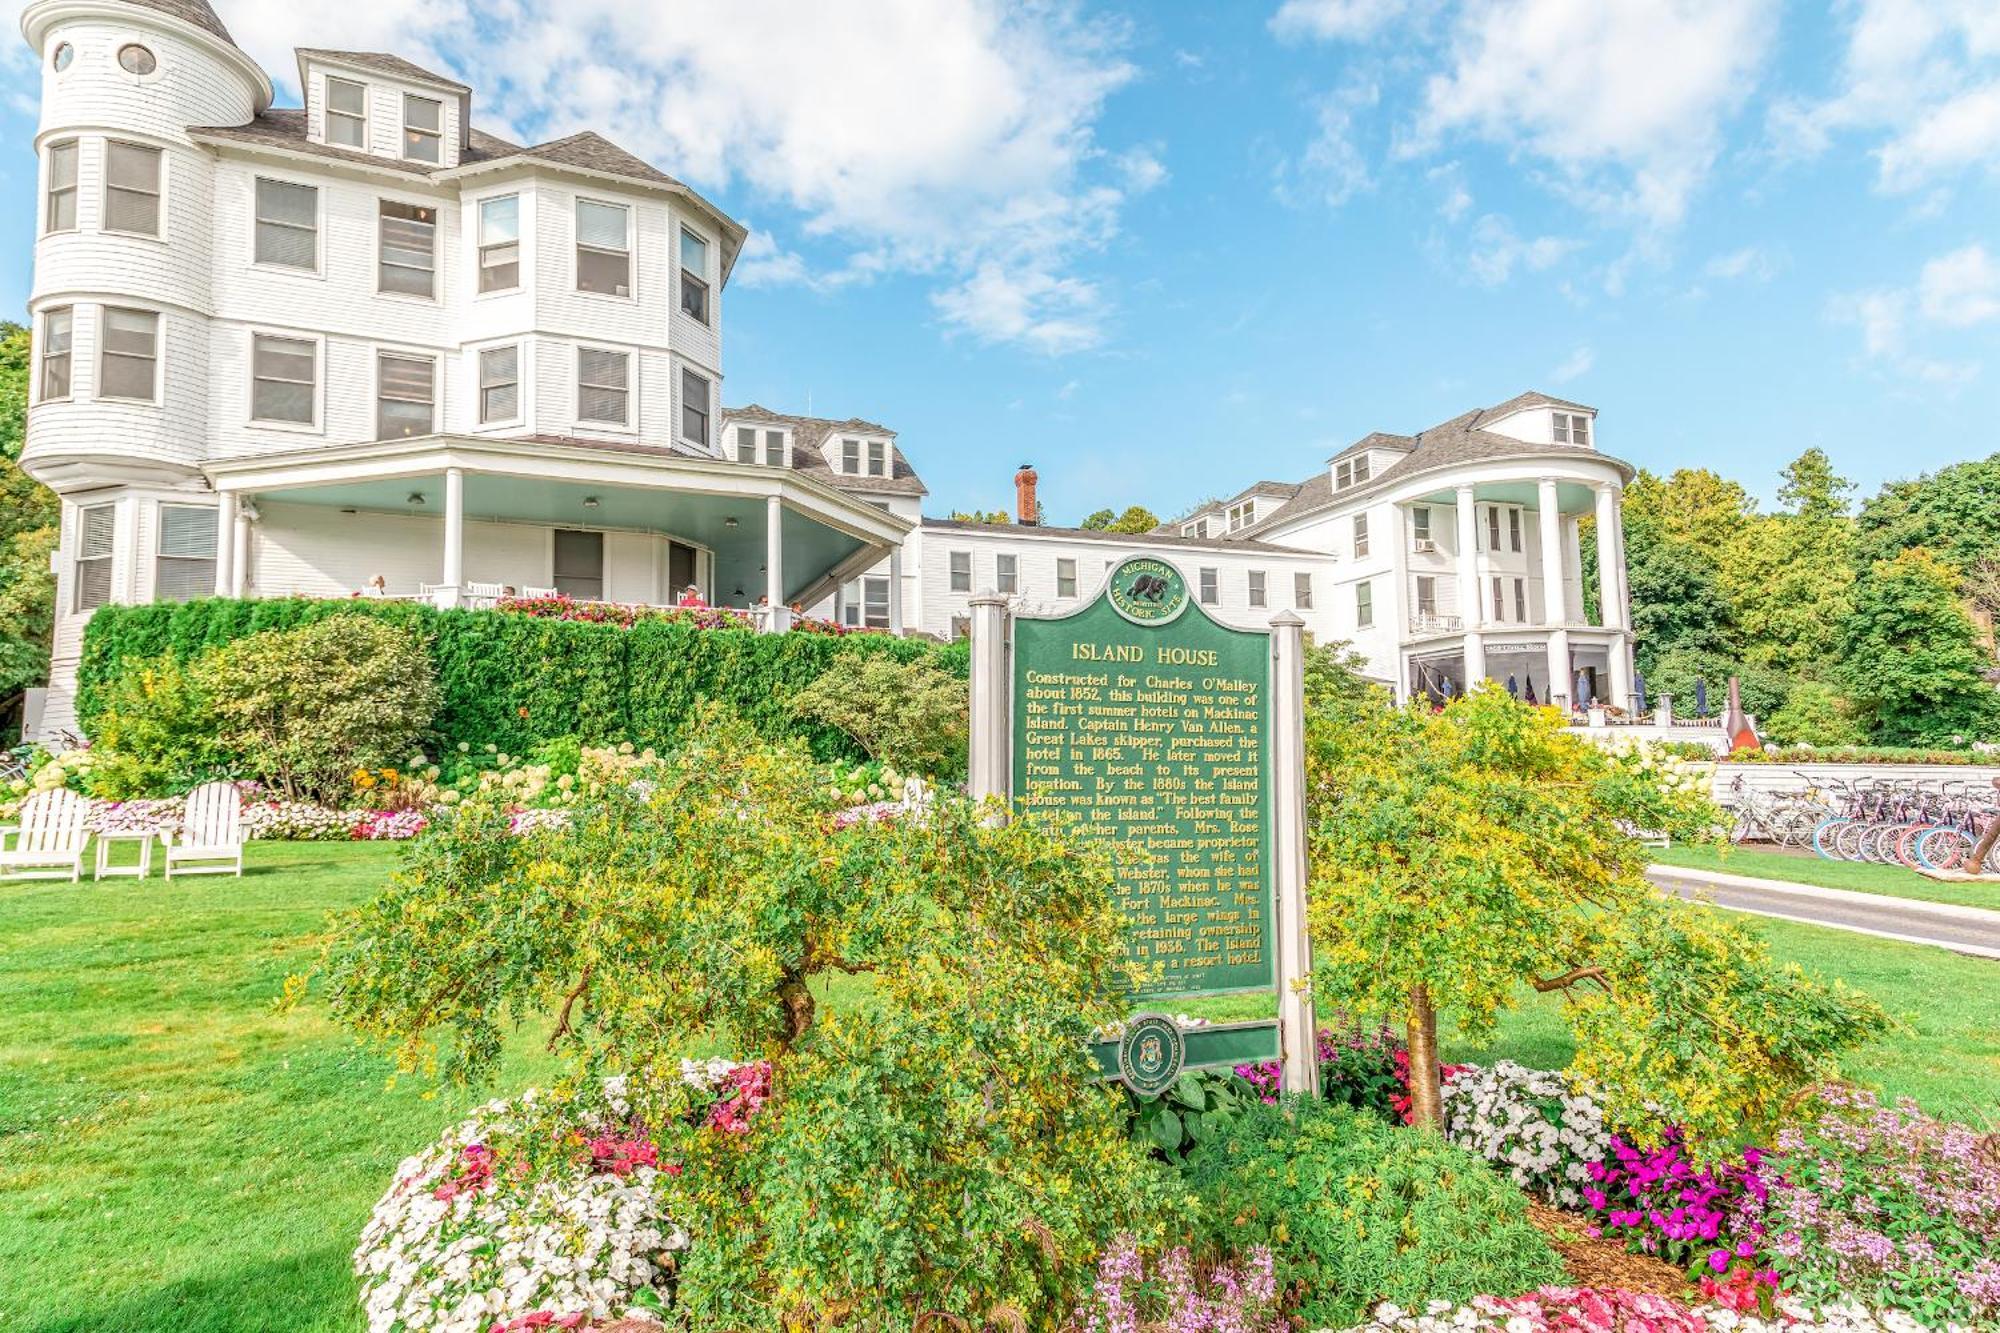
[77,599,968,762]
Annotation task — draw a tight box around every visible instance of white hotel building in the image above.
[16,0,1636,740]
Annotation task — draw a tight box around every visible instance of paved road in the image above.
[1646,866,2000,960]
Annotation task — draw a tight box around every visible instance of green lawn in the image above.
[1651,842,2000,912]
[3,843,1997,1332]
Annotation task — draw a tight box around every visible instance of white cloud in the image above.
[1549,346,1593,382]
[1704,247,1777,282]
[1403,0,1779,228]
[205,0,1146,354]
[1463,214,1580,286]
[1269,0,1412,43]
[1428,162,1473,221]
[1772,0,2000,195]
[1113,145,1170,194]
[1276,83,1379,208]
[1918,243,2000,326]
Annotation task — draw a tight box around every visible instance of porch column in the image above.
[765,494,787,632]
[1545,629,1570,712]
[438,467,464,608]
[1610,638,1634,715]
[230,506,249,597]
[1537,478,1565,626]
[887,545,906,636]
[1454,484,1480,630]
[1593,483,1621,630]
[213,491,237,596]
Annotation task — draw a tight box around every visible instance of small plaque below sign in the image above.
[1117,1013,1187,1098]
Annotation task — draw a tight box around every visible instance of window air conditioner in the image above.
[1413,539,1437,553]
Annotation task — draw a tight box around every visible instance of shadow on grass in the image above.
[28,1244,361,1333]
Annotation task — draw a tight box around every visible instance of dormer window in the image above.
[402,94,442,164]
[326,78,367,149]
[734,426,785,465]
[1182,518,1208,539]
[1553,411,1590,445]
[841,438,860,474]
[867,440,889,478]
[1335,455,1372,490]
[1227,499,1255,532]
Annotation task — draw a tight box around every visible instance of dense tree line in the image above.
[1,322,60,742]
[1612,448,1999,746]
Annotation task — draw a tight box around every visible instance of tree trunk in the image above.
[1405,985,1444,1129]
[775,969,815,1053]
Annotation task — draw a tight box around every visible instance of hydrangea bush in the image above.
[1439,1061,1615,1208]
[1764,1087,2000,1328]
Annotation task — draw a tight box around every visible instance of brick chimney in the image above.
[1014,463,1039,525]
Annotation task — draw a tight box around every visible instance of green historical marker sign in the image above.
[1011,557,1275,1002]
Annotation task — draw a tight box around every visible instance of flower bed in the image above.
[1336,1289,1959,1331]
[1440,1062,1614,1209]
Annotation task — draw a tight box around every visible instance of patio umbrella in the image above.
[1634,670,1648,715]
[1506,673,1519,698]
[1575,669,1593,708]
[1524,674,1538,705]
[1695,676,1709,716]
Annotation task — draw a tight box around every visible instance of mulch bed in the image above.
[1526,1202,1694,1299]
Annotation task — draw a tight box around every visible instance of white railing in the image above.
[1409,611,1463,635]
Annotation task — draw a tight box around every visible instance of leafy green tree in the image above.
[1644,647,1789,721]
[1102,505,1161,534]
[301,723,1169,1331]
[1625,521,1732,675]
[1305,688,1882,1150]
[1838,549,1999,745]
[0,322,59,736]
[1855,455,2000,577]
[791,651,969,777]
[1626,467,1757,553]
[1079,508,1116,530]
[1763,680,1866,748]
[1777,447,1855,521]
[948,509,1012,525]
[1722,510,1854,675]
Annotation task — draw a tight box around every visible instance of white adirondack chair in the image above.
[0,788,91,882]
[161,781,245,878]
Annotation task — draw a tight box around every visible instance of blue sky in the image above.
[3,0,1997,523]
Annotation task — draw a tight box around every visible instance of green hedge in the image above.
[78,598,969,763]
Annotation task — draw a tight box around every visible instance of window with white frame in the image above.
[1412,505,1431,547]
[843,577,890,628]
[1227,499,1255,532]
[1553,412,1590,446]
[1294,571,1313,609]
[99,308,159,401]
[74,503,114,611]
[680,368,710,444]
[1248,569,1267,607]
[1513,578,1527,623]
[402,93,442,164]
[840,438,860,474]
[1335,455,1372,490]
[1356,579,1374,628]
[378,200,436,297]
[375,352,435,439]
[155,503,218,602]
[250,333,315,423]
[761,430,784,464]
[1182,518,1208,539]
[679,227,709,324]
[577,347,630,425]
[949,550,971,592]
[1353,513,1370,559]
[45,140,77,232]
[575,200,630,295]
[1057,557,1078,598]
[326,77,367,148]
[867,440,888,478]
[479,345,518,423]
[1492,576,1504,622]
[1414,575,1436,617]
[478,195,520,293]
[103,141,162,236]
[39,307,72,400]
[1508,507,1522,552]
[996,553,1018,595]
[1199,567,1218,605]
[254,178,318,269]
[735,426,759,463]
[1486,506,1501,553]
[733,426,784,465]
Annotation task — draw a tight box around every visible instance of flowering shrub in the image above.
[1335,1290,1958,1332]
[1074,1237,1283,1333]
[86,797,184,838]
[1583,1132,1771,1280]
[1440,1061,1615,1208]
[354,1083,687,1333]
[1235,1021,1407,1118]
[1764,1086,2000,1328]
[494,594,753,632]
[355,810,429,840]
[435,739,660,810]
[1,743,99,818]
[243,800,363,841]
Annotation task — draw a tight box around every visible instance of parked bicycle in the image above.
[1725,773,1829,848]
[1807,772,1999,871]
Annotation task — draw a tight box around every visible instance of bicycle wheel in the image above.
[1835,821,1872,862]
[1917,827,1971,871]
[1812,818,1846,860]
[1893,825,1928,870]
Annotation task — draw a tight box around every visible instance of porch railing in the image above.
[1408,611,1463,635]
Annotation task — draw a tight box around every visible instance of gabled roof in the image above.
[187,109,520,177]
[119,0,233,45]
[725,405,927,498]
[516,132,682,187]
[1473,390,1594,427]
[1327,431,1415,464]
[297,49,470,94]
[922,517,1310,555]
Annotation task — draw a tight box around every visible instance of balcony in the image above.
[1409,611,1463,635]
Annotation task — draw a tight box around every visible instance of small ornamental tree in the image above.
[1838,548,2000,745]
[296,716,1170,1331]
[791,651,970,777]
[1304,687,1884,1151]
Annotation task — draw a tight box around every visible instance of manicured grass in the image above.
[1444,913,2000,1126]
[4,844,1996,1332]
[1651,842,2000,912]
[0,842,554,1333]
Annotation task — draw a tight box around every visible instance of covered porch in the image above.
[1403,628,1631,715]
[203,436,911,633]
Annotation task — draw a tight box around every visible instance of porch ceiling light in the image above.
[583,496,600,509]
[407,492,426,506]
[724,516,739,528]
